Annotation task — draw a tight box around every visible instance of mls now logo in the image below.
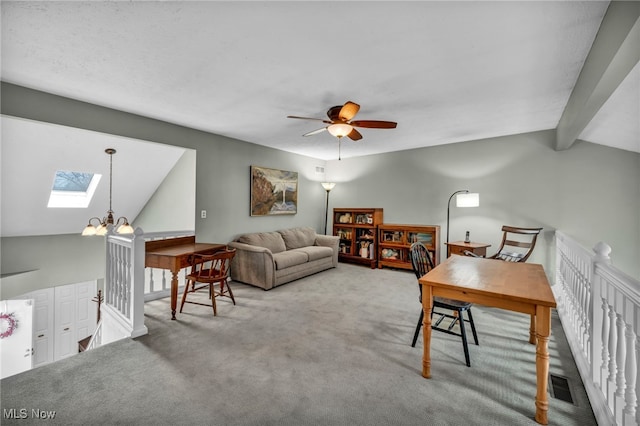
[3,408,56,419]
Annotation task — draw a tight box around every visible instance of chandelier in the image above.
[81,148,134,236]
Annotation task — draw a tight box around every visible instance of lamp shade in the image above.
[327,123,353,138]
[321,182,336,191]
[456,192,479,208]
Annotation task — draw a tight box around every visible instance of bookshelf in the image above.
[333,208,383,269]
[378,224,440,270]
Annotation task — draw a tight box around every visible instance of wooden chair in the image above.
[410,242,478,367]
[464,225,542,343]
[180,248,237,316]
[465,225,542,262]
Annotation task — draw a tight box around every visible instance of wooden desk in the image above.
[418,255,556,425]
[145,236,226,320]
[445,241,490,257]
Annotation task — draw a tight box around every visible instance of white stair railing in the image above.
[555,231,639,426]
[85,320,102,351]
[102,227,148,344]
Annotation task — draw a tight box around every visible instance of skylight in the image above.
[47,171,101,208]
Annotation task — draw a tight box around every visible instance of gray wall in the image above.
[1,83,328,298]
[325,130,640,279]
[1,82,638,301]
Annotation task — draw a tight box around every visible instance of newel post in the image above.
[591,241,612,391]
[130,227,148,338]
[593,241,612,265]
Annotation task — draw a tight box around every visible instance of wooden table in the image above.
[145,236,226,320]
[418,255,556,424]
[445,241,491,258]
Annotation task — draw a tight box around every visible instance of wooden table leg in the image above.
[529,313,536,344]
[534,305,552,425]
[170,270,179,320]
[421,284,434,379]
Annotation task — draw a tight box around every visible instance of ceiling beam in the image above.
[555,1,640,151]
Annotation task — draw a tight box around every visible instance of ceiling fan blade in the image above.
[339,101,360,121]
[347,128,363,141]
[350,120,397,129]
[287,115,332,123]
[303,127,328,137]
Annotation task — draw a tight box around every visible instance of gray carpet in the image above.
[1,263,596,425]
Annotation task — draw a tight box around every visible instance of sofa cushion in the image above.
[291,246,334,262]
[278,227,316,250]
[273,251,309,270]
[237,231,287,254]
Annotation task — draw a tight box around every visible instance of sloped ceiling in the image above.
[0,116,186,237]
[2,0,636,162]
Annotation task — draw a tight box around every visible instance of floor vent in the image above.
[549,374,575,404]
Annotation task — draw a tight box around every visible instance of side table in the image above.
[446,241,491,258]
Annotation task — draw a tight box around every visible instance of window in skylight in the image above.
[47,171,101,208]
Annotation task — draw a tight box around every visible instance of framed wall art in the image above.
[250,166,298,216]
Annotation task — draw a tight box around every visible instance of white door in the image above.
[54,281,97,361]
[0,300,34,379]
[54,284,76,360]
[75,281,96,341]
[28,289,55,367]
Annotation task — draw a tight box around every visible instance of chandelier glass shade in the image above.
[82,148,134,236]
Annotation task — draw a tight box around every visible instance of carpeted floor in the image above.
[1,263,596,425]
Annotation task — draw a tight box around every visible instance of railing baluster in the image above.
[554,232,640,426]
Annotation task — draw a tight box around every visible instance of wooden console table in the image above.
[145,236,226,320]
[418,255,556,424]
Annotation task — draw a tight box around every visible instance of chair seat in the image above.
[434,297,472,310]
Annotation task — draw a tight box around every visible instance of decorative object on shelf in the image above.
[0,312,19,339]
[82,148,134,236]
[446,190,479,247]
[287,101,397,160]
[250,166,298,216]
[321,182,336,235]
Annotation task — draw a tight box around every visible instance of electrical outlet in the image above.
[201,210,207,219]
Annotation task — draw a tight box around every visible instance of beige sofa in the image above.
[228,227,339,290]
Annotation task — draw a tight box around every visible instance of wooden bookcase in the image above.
[333,208,383,269]
[377,224,440,270]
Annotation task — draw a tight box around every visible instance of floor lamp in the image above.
[446,190,480,246]
[321,182,336,235]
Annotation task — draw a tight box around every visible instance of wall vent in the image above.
[315,165,325,175]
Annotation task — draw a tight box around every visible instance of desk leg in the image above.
[170,270,179,320]
[529,314,536,344]
[534,305,551,425]
[421,284,434,379]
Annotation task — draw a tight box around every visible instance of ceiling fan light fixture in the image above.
[327,123,353,138]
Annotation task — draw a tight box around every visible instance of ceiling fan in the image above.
[287,101,397,141]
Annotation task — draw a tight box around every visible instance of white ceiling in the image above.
[2,0,636,162]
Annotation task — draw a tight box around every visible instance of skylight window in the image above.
[47,171,101,208]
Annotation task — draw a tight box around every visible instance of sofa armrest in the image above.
[227,241,276,290]
[315,234,340,267]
